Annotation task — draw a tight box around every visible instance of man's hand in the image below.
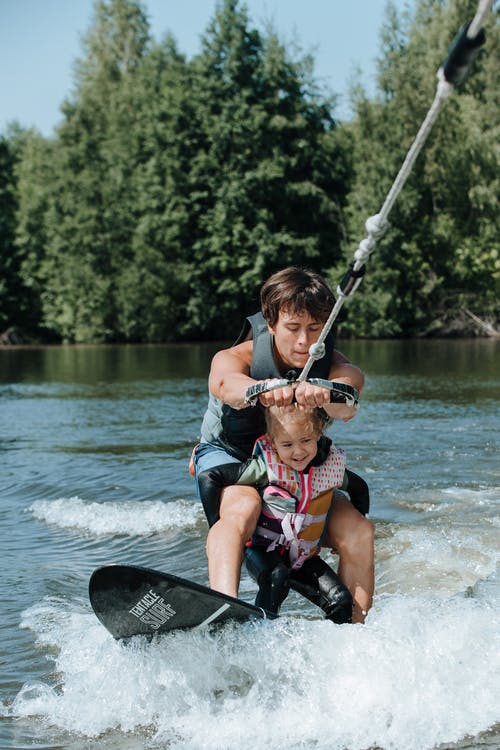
[256,379,358,420]
[292,380,331,408]
[257,379,296,407]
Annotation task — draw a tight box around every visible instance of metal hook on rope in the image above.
[298,0,493,383]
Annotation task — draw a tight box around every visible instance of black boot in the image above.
[244,547,291,615]
[290,556,353,624]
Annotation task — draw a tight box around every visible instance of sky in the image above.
[0,0,411,136]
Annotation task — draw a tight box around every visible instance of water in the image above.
[0,340,498,750]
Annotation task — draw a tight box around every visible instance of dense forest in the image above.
[0,0,498,343]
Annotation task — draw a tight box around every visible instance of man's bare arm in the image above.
[292,354,364,420]
[208,343,255,408]
[208,341,296,409]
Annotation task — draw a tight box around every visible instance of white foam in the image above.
[28,497,204,536]
[10,589,500,750]
[395,486,499,514]
[376,485,499,596]
[376,524,499,595]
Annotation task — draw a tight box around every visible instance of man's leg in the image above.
[324,493,374,624]
[193,444,261,598]
[206,485,261,597]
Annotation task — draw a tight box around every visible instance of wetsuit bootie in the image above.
[290,556,353,624]
[254,562,290,614]
[244,547,291,614]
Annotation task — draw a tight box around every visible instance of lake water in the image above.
[0,339,498,750]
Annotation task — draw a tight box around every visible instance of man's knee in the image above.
[197,462,255,528]
[330,513,374,557]
[354,515,374,544]
[346,516,374,558]
[219,485,261,536]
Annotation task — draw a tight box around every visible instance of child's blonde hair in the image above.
[265,404,326,442]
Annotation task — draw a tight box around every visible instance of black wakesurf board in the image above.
[89,564,274,639]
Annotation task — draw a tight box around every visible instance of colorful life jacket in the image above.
[199,312,335,460]
[251,435,346,569]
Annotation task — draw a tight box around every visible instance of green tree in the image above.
[339,0,499,337]
[0,132,19,334]
[180,0,351,339]
[37,0,151,341]
[8,0,354,343]
[113,36,196,341]
[4,127,57,339]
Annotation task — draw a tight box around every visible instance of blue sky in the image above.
[0,0,411,136]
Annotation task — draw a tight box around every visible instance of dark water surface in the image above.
[1,340,498,750]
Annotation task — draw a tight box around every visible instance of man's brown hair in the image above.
[260,267,334,326]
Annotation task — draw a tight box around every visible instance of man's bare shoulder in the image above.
[211,339,253,372]
[208,339,256,403]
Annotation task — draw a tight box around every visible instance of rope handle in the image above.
[244,379,290,406]
[244,378,359,408]
[307,379,359,408]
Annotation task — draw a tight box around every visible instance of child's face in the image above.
[270,417,320,471]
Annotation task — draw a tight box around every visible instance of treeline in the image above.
[0,0,498,343]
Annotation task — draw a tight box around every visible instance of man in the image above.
[193,267,374,623]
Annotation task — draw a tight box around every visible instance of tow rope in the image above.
[243,0,493,408]
[297,0,493,383]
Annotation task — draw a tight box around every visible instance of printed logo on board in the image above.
[129,589,176,630]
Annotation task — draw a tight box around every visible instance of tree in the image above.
[180,0,351,339]
[36,0,152,341]
[0,132,19,334]
[338,0,499,337]
[113,36,196,340]
[3,127,58,339]
[6,0,353,342]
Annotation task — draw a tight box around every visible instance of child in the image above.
[203,404,369,622]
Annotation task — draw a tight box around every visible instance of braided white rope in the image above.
[468,0,494,37]
[298,0,493,382]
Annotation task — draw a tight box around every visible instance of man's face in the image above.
[268,309,323,370]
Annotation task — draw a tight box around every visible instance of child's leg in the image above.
[290,556,353,624]
[244,547,290,614]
